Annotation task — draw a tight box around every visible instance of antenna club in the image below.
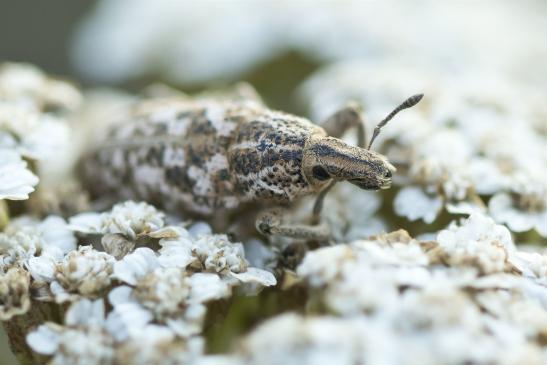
[405,94,424,108]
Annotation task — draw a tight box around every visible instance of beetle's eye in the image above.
[384,170,392,178]
[312,165,330,181]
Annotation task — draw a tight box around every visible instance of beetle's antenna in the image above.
[367,94,423,150]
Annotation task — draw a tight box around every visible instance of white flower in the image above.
[50,246,115,302]
[395,286,482,333]
[394,186,443,224]
[69,200,165,239]
[297,244,355,287]
[133,267,191,317]
[113,247,160,285]
[188,273,231,304]
[0,149,38,200]
[158,233,198,269]
[158,232,276,288]
[27,299,114,365]
[102,201,165,239]
[298,234,432,316]
[489,181,547,237]
[0,215,76,269]
[192,235,248,274]
[230,267,277,287]
[434,213,514,274]
[108,267,230,339]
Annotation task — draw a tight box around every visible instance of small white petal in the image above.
[65,299,105,327]
[189,273,230,303]
[0,150,39,200]
[26,325,60,355]
[40,216,77,254]
[68,212,103,234]
[148,225,189,239]
[231,268,277,287]
[27,255,56,282]
[188,221,213,238]
[394,186,443,224]
[105,302,153,342]
[113,247,160,285]
[108,285,134,306]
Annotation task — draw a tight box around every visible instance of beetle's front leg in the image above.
[256,207,331,241]
[320,101,367,148]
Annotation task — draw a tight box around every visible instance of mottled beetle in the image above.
[81,87,422,240]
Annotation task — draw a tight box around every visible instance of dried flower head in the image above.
[0,266,31,320]
[51,246,115,302]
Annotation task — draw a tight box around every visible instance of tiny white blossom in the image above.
[434,213,514,274]
[0,149,38,200]
[394,186,443,224]
[489,180,547,238]
[70,200,165,239]
[0,215,76,269]
[50,245,115,302]
[113,247,160,285]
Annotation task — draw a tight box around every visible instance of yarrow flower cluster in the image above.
[300,60,547,237]
[0,196,276,364]
[226,214,547,365]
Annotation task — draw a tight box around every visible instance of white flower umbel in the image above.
[0,149,38,200]
[434,213,514,274]
[69,200,165,240]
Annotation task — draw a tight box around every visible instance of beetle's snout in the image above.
[379,161,396,189]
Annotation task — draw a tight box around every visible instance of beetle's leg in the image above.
[319,101,366,148]
[311,180,336,225]
[256,207,330,241]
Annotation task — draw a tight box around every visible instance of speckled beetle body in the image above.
[82,91,422,240]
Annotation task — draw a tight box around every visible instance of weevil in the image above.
[81,88,422,240]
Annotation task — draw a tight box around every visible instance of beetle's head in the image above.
[303,135,395,191]
[303,94,423,192]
